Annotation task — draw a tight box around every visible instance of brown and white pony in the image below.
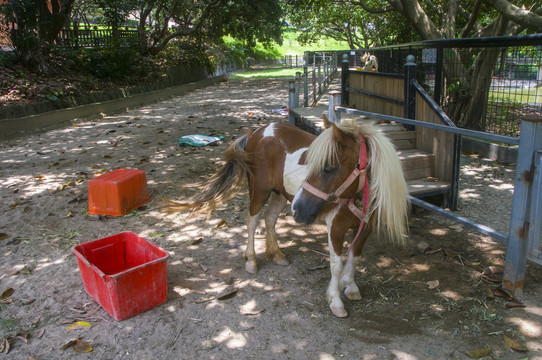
[164,117,409,317]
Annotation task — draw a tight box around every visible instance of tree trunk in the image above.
[445,48,501,130]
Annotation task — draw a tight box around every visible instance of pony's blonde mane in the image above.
[306,119,410,244]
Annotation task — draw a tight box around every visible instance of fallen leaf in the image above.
[465,347,491,359]
[190,238,203,246]
[67,210,74,217]
[493,287,514,301]
[66,321,92,331]
[195,296,215,304]
[216,219,228,228]
[504,335,528,352]
[2,337,12,354]
[1,288,14,300]
[425,248,444,255]
[241,308,265,316]
[16,332,29,344]
[59,339,77,350]
[9,201,20,208]
[426,280,439,289]
[486,286,495,298]
[73,338,93,353]
[505,301,526,309]
[217,288,237,301]
[0,233,8,241]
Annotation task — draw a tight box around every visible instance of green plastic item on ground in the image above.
[178,134,224,147]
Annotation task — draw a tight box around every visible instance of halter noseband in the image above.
[301,135,369,249]
[300,135,370,250]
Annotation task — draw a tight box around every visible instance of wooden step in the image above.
[398,149,435,181]
[407,178,450,196]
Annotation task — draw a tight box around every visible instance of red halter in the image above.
[300,136,370,251]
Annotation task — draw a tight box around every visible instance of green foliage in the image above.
[73,44,148,80]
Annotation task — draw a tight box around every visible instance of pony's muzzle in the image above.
[291,189,324,225]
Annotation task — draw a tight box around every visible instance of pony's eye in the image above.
[323,165,336,174]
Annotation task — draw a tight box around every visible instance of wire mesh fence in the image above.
[336,35,542,136]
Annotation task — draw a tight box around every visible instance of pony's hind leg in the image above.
[264,192,288,266]
[245,210,262,274]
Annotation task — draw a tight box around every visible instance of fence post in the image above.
[503,114,542,298]
[312,63,317,105]
[288,79,297,125]
[72,21,79,49]
[295,71,301,105]
[404,55,416,131]
[328,90,342,124]
[303,66,309,107]
[434,47,443,104]
[341,54,349,106]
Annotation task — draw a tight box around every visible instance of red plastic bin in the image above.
[88,168,151,216]
[73,232,169,321]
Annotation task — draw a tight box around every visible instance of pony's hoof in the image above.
[344,286,362,300]
[330,304,348,318]
[245,260,258,274]
[273,254,289,266]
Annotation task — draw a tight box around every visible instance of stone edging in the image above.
[462,136,518,163]
[0,75,227,140]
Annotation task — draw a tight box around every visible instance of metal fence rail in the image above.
[288,54,339,113]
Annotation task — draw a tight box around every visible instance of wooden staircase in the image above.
[289,107,451,199]
[382,123,450,196]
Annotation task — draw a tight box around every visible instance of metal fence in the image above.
[336,35,542,136]
[56,28,138,48]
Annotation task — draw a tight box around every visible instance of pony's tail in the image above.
[162,134,251,216]
[365,126,410,245]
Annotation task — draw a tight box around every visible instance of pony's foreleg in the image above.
[245,210,262,274]
[264,192,288,265]
[340,216,375,301]
[325,208,349,318]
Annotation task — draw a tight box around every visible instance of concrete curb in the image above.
[0,75,227,140]
[462,136,518,163]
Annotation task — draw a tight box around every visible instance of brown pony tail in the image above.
[162,133,251,216]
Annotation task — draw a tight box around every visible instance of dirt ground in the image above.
[1,77,541,360]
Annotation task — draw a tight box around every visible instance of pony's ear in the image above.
[322,113,332,129]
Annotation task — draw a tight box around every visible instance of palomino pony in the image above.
[360,52,378,72]
[164,116,409,317]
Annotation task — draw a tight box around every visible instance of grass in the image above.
[281,28,350,56]
[230,67,300,79]
[489,86,542,104]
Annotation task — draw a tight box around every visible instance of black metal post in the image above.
[404,54,416,130]
[341,54,349,106]
[434,47,443,105]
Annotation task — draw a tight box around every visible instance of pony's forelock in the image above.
[305,127,338,176]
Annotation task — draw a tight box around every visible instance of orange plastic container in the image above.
[73,232,169,321]
[88,169,150,216]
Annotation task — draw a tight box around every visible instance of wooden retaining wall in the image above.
[415,92,455,183]
[347,71,404,117]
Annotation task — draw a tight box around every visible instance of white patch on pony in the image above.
[262,123,276,138]
[324,206,348,317]
[283,147,308,197]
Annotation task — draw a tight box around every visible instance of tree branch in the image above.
[485,0,542,32]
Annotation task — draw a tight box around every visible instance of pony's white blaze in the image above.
[262,123,276,138]
[283,147,308,196]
